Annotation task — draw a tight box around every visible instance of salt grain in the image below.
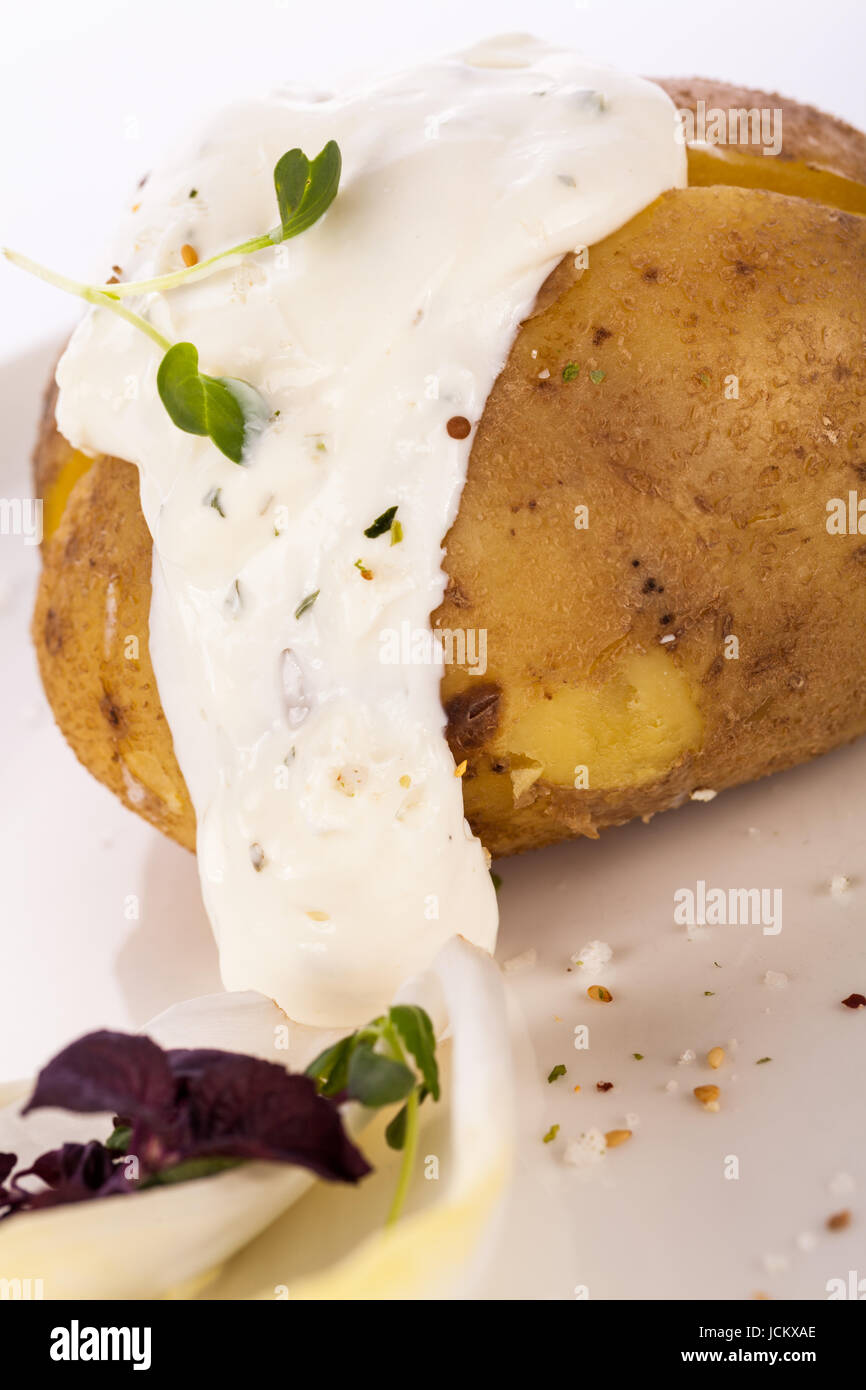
[570,940,612,975]
[563,1127,607,1170]
[763,970,789,990]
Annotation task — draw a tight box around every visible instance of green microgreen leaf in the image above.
[364,505,398,539]
[105,1124,132,1153]
[156,342,267,464]
[305,1034,355,1098]
[305,1002,440,1226]
[346,1043,415,1108]
[139,1155,243,1188]
[385,1085,430,1151]
[389,1004,440,1102]
[385,1103,409,1151]
[294,589,320,620]
[273,140,341,242]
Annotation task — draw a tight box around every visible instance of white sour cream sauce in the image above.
[56,36,684,1026]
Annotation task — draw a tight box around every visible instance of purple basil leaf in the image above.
[23,1031,176,1126]
[11,1140,123,1211]
[173,1050,371,1183]
[166,1049,238,1084]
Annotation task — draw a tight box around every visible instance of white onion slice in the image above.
[0,938,513,1299]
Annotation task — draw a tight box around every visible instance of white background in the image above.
[1,0,865,1300]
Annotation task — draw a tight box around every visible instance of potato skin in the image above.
[657,78,866,214]
[437,186,866,854]
[32,396,196,850]
[30,87,866,859]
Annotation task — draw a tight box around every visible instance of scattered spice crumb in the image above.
[707,1046,725,1069]
[547,1064,567,1083]
[605,1129,632,1148]
[446,415,471,440]
[454,759,468,778]
[562,362,580,381]
[587,984,612,1003]
[826,1210,852,1232]
[842,993,866,1009]
[694,1084,720,1108]
[756,1057,772,1065]
[704,990,715,997]
[180,243,198,267]
[632,1052,644,1061]
[542,1124,560,1144]
[596,1081,613,1092]
[664,1079,678,1094]
[678,1049,696,1065]
[690,788,717,802]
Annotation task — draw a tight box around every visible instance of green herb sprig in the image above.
[3,141,341,464]
[306,1003,439,1227]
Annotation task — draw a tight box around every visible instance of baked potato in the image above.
[32,81,866,858]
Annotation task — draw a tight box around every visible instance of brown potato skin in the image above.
[32,390,196,849]
[656,78,866,217]
[437,186,866,854]
[30,85,866,858]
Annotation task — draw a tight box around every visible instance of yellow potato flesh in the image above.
[500,647,703,790]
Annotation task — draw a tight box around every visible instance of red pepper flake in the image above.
[446,415,471,440]
[842,993,866,1009]
[826,1209,852,1231]
[596,1081,613,1092]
